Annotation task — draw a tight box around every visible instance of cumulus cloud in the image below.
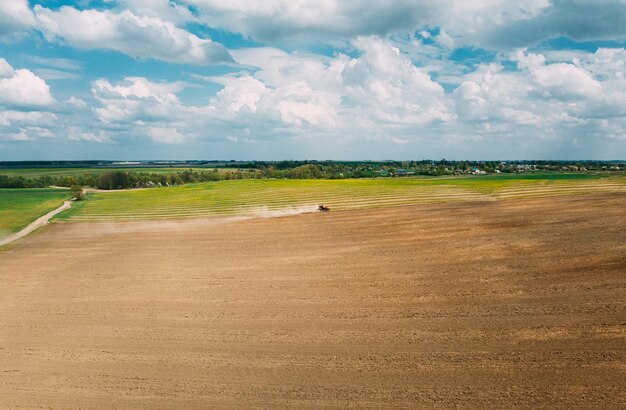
[0,58,55,108]
[0,125,57,141]
[2,1,625,60]
[453,65,542,125]
[513,50,603,100]
[478,0,626,48]
[453,47,626,147]
[434,30,454,49]
[16,0,592,52]
[88,77,198,143]
[82,38,624,154]
[85,37,451,146]
[147,127,187,144]
[67,126,111,142]
[183,0,624,48]
[0,58,13,77]
[0,109,59,145]
[23,126,55,139]
[68,96,88,108]
[91,76,186,123]
[343,37,450,126]
[208,75,271,114]
[207,49,341,130]
[33,5,233,65]
[0,0,35,37]
[209,73,339,129]
[190,0,437,45]
[0,111,57,127]
[207,37,450,140]
[186,0,443,42]
[4,131,36,141]
[120,0,196,25]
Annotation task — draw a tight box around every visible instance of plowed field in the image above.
[0,193,624,408]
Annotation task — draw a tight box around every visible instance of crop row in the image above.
[63,180,626,222]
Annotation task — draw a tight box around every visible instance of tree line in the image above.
[0,164,403,189]
[0,169,250,189]
[0,160,622,190]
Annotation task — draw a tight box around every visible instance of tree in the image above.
[96,171,132,189]
[70,185,84,201]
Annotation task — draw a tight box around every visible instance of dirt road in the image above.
[0,194,624,408]
[0,201,72,248]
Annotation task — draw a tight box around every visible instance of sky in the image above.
[0,0,625,160]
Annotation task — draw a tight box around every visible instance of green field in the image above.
[2,174,624,234]
[0,188,71,239]
[56,174,626,222]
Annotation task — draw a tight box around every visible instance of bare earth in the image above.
[0,194,625,408]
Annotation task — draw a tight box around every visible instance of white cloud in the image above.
[343,37,450,126]
[33,5,233,65]
[5,131,35,141]
[434,30,454,49]
[0,0,35,37]
[2,1,625,57]
[477,0,626,48]
[2,126,56,141]
[68,96,88,108]
[532,63,603,100]
[120,0,196,25]
[21,55,82,71]
[182,0,625,49]
[209,49,343,129]
[67,127,111,143]
[82,39,623,154]
[0,111,57,127]
[89,77,197,144]
[33,68,81,80]
[0,58,55,108]
[207,37,450,140]
[0,58,13,77]
[452,47,626,148]
[453,64,539,124]
[23,126,55,139]
[575,48,626,85]
[91,76,185,123]
[147,127,187,144]
[94,1,626,53]
[86,37,451,146]
[513,50,603,100]
[0,110,59,144]
[208,75,270,114]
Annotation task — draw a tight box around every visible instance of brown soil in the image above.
[0,194,625,408]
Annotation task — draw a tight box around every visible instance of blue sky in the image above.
[0,0,625,160]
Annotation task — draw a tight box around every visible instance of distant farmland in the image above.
[0,167,232,178]
[2,173,625,239]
